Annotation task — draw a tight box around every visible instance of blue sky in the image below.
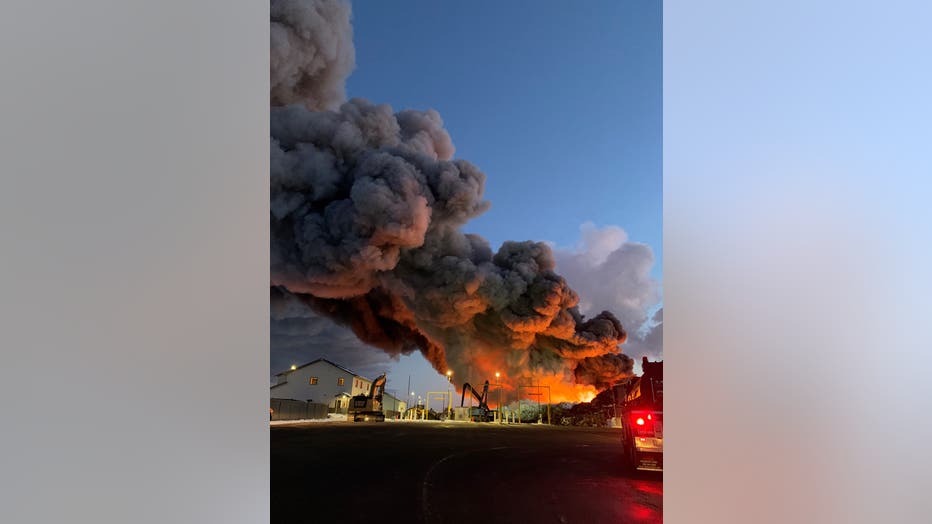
[342,1,662,398]
[348,0,662,271]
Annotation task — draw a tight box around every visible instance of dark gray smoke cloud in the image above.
[574,353,635,390]
[271,287,392,380]
[271,0,355,109]
[269,1,638,398]
[270,99,485,298]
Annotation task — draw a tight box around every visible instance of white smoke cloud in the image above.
[627,308,662,361]
[554,222,663,362]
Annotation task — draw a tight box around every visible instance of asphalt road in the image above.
[271,421,662,523]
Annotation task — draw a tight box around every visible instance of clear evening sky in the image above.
[336,0,661,399]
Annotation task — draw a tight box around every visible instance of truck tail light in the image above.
[631,412,656,437]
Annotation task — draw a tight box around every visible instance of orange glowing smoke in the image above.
[449,354,611,404]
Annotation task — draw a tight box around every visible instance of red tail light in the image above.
[631,412,658,437]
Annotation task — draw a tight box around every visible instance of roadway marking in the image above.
[420,446,510,524]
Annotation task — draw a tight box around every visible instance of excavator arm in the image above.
[459,380,494,422]
[369,373,387,403]
[460,380,491,410]
[350,373,387,422]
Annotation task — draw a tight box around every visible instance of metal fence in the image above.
[270,398,329,421]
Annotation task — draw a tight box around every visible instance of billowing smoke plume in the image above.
[574,353,635,390]
[553,222,663,369]
[271,0,355,109]
[270,99,478,298]
[270,1,638,400]
[271,287,393,381]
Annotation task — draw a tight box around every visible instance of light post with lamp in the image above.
[445,370,453,417]
[494,372,503,423]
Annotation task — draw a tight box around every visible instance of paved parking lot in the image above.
[272,421,662,523]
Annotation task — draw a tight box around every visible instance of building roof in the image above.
[383,391,403,403]
[274,357,370,380]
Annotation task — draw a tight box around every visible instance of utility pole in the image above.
[446,369,453,417]
[537,382,541,424]
[495,372,502,423]
[611,383,617,424]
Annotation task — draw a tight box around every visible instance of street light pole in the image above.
[537,382,541,424]
[446,370,453,417]
[495,372,502,423]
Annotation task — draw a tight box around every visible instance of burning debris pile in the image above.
[557,388,620,427]
[270,0,635,401]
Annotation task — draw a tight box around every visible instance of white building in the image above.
[381,391,407,417]
[271,358,374,413]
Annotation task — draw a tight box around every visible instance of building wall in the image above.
[332,393,352,413]
[381,393,406,414]
[270,361,369,409]
[350,377,372,397]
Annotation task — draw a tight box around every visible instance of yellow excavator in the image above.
[348,373,387,422]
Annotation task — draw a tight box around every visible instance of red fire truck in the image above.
[620,357,663,472]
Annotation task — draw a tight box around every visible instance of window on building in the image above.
[338,377,345,386]
[309,377,318,385]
